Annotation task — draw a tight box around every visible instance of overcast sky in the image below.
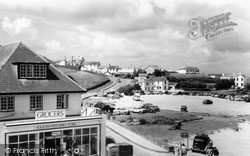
[0,0,249,75]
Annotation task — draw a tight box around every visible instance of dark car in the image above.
[143,105,160,113]
[180,105,188,112]
[116,143,133,156]
[192,134,211,153]
[106,136,116,146]
[203,99,213,105]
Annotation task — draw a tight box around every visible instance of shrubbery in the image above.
[117,84,142,96]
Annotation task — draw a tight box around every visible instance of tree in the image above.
[245,83,250,90]
[214,79,235,90]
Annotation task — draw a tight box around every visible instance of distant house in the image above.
[68,56,85,67]
[169,82,178,90]
[206,74,223,79]
[55,60,67,66]
[138,76,169,92]
[234,74,248,88]
[98,65,108,74]
[220,73,248,88]
[145,65,161,75]
[81,61,100,72]
[177,66,199,74]
[108,65,119,75]
[117,68,135,75]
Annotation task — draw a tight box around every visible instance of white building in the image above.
[220,73,248,88]
[108,65,119,75]
[81,61,101,72]
[117,68,135,75]
[177,66,199,74]
[138,76,169,92]
[0,42,106,156]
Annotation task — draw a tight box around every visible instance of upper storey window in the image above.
[18,63,48,79]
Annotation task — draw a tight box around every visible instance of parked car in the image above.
[191,134,212,153]
[144,105,160,113]
[130,107,147,113]
[116,143,133,156]
[180,105,188,112]
[106,136,116,146]
[202,99,213,105]
[113,107,130,115]
[141,103,153,107]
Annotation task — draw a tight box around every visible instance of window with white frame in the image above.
[57,94,69,109]
[30,95,43,110]
[0,96,14,112]
[19,64,47,79]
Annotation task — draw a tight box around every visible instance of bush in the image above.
[138,118,148,125]
[117,84,143,95]
[215,79,235,90]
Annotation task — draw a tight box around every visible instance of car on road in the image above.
[130,107,147,114]
[203,99,213,105]
[113,107,130,115]
[180,105,188,112]
[117,79,121,83]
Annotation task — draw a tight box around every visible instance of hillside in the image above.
[57,66,110,90]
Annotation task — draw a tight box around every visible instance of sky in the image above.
[0,0,250,75]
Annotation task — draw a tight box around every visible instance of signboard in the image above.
[181,133,189,137]
[51,131,61,136]
[35,109,66,120]
[35,122,78,130]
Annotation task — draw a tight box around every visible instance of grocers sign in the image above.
[35,109,66,120]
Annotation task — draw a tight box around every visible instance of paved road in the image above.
[106,120,172,156]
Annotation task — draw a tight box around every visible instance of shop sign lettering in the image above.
[35,110,65,120]
[35,122,78,130]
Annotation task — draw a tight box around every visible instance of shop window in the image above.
[8,133,38,156]
[91,127,97,134]
[75,129,81,136]
[82,128,89,135]
[0,96,14,112]
[63,130,73,136]
[30,95,43,111]
[9,136,18,143]
[57,94,69,109]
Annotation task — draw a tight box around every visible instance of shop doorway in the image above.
[45,137,60,156]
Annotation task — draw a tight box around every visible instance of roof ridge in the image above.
[0,42,21,72]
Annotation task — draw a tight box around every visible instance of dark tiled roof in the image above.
[0,42,86,94]
[145,65,160,70]
[179,66,199,70]
[109,65,119,70]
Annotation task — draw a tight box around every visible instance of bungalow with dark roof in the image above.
[0,42,106,155]
[177,66,199,74]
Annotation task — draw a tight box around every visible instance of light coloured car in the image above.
[130,107,147,113]
[114,107,130,115]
